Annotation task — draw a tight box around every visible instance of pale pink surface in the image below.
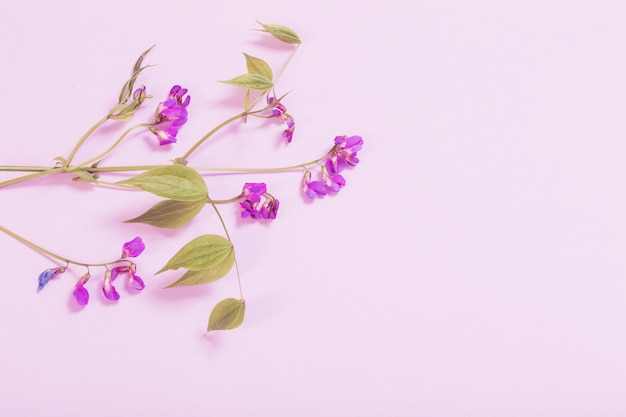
[2,1,626,416]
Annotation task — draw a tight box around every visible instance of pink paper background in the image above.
[2,0,626,415]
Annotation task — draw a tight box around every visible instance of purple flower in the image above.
[282,118,295,143]
[72,273,91,306]
[302,171,327,199]
[326,135,364,174]
[240,200,260,219]
[239,182,279,220]
[322,166,346,192]
[260,197,280,219]
[149,85,190,145]
[37,266,66,291]
[242,183,267,202]
[102,270,120,301]
[121,236,145,258]
[268,97,295,143]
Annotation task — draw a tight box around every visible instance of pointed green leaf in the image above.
[220,73,273,92]
[243,53,273,80]
[116,165,207,201]
[118,45,154,104]
[164,249,235,288]
[256,21,301,44]
[157,234,233,274]
[207,298,245,331]
[125,199,206,228]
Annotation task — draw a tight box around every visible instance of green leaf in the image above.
[256,21,301,44]
[116,165,208,201]
[156,234,233,273]
[118,45,154,104]
[243,53,273,80]
[125,199,206,228]
[207,298,245,331]
[220,73,273,92]
[164,249,235,287]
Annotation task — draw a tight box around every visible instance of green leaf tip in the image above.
[256,21,301,44]
[220,73,273,92]
[207,298,246,331]
[157,234,234,274]
[243,53,273,80]
[116,165,208,201]
[118,45,155,104]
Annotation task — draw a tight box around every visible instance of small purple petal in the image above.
[305,180,327,199]
[111,266,129,281]
[102,285,120,301]
[130,275,145,291]
[102,270,120,301]
[73,284,89,306]
[121,237,145,258]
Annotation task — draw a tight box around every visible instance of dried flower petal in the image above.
[102,270,120,301]
[121,237,145,258]
[37,266,66,291]
[72,273,91,306]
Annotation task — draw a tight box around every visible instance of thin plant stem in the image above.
[0,167,65,189]
[65,116,109,166]
[76,124,147,168]
[179,111,248,162]
[206,195,244,300]
[0,224,123,268]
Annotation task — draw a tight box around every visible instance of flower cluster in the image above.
[37,237,146,306]
[239,182,280,219]
[269,97,295,143]
[303,135,364,199]
[149,85,191,145]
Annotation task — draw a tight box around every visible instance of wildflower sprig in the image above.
[0,22,363,333]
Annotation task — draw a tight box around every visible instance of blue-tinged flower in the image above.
[302,171,327,199]
[102,270,120,301]
[149,85,190,145]
[121,237,145,258]
[37,266,66,291]
[72,273,91,306]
